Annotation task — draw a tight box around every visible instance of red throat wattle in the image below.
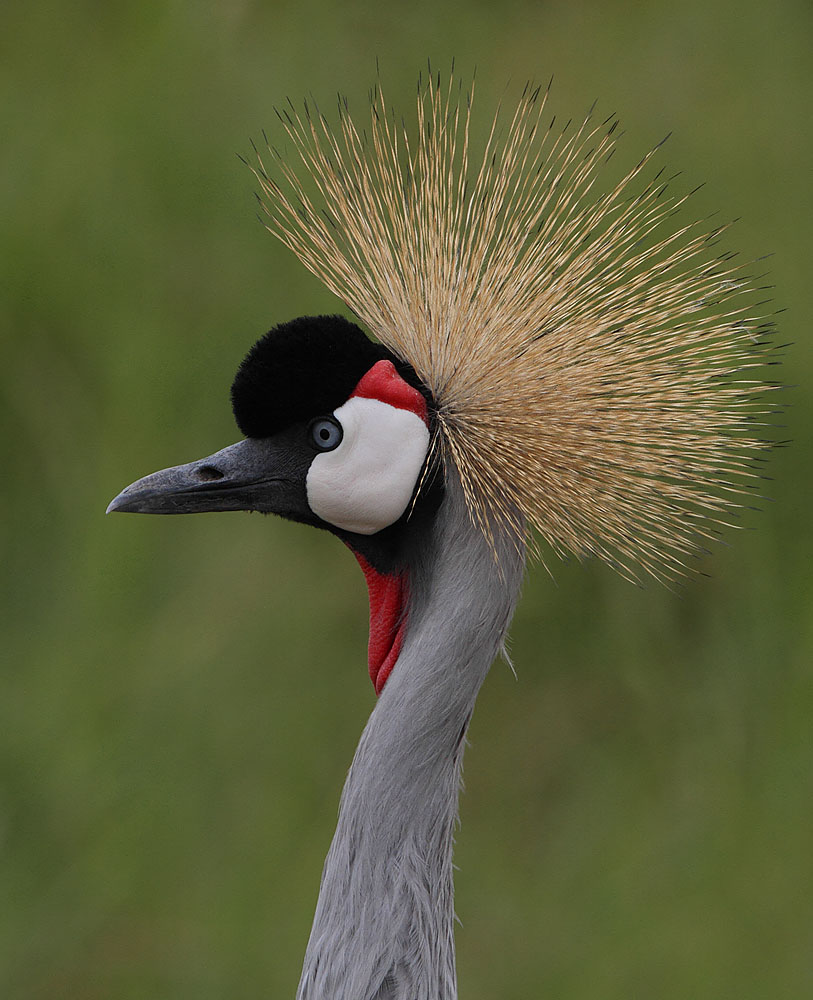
[352,552,408,695]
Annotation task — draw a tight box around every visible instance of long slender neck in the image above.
[297,475,525,1000]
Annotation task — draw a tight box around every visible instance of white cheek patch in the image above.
[306,396,430,535]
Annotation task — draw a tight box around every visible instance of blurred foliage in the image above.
[1,1,811,997]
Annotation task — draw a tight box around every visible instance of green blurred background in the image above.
[2,1,810,997]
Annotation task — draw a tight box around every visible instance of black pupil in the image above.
[319,427,330,441]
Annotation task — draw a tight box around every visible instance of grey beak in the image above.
[106,438,300,515]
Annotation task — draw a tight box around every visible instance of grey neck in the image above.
[297,473,525,1000]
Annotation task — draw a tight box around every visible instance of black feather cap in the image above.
[231,315,431,439]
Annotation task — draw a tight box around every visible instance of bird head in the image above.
[107,314,443,575]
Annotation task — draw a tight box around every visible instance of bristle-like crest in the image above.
[250,71,778,583]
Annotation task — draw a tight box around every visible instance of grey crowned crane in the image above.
[108,74,775,999]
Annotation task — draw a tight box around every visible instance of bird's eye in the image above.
[309,417,343,452]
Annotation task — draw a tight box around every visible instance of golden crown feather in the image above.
[248,70,777,583]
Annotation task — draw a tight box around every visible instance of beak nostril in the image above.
[196,464,225,482]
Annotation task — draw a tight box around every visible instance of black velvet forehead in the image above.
[231,315,396,439]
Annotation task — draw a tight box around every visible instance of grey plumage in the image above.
[298,471,524,1000]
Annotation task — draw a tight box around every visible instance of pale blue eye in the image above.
[310,417,343,452]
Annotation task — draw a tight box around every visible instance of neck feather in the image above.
[297,473,525,1000]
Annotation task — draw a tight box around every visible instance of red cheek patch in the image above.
[351,360,428,426]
